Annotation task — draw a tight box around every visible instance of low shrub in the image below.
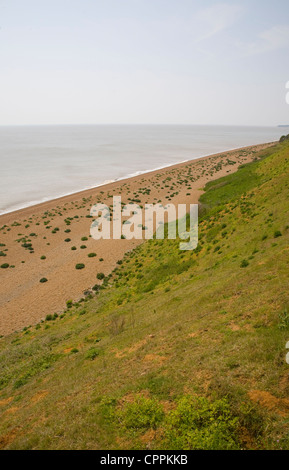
[163,395,239,450]
[117,396,164,431]
[85,348,100,360]
[240,259,249,268]
[75,264,85,270]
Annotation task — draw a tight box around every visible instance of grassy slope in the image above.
[1,142,289,450]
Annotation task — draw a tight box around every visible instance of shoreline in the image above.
[0,141,276,224]
[0,141,276,336]
[0,159,190,218]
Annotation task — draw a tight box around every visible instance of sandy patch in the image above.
[248,390,289,416]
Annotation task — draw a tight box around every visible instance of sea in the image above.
[0,124,283,215]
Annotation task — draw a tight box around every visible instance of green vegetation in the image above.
[0,141,289,449]
[163,396,239,450]
[279,134,289,143]
[75,263,85,270]
[1,263,9,269]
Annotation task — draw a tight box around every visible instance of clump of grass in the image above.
[97,272,105,280]
[274,230,282,238]
[75,263,85,270]
[240,259,249,268]
[85,348,100,360]
[40,277,48,283]
[278,308,289,329]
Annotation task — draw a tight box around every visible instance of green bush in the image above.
[240,259,249,268]
[118,396,164,430]
[75,263,85,270]
[88,253,97,258]
[163,395,239,450]
[40,278,48,283]
[97,272,105,280]
[274,230,282,238]
[85,348,100,360]
[1,263,9,269]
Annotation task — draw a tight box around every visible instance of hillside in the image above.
[1,141,289,450]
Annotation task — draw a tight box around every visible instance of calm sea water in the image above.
[0,125,282,215]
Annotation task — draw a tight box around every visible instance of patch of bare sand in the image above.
[143,354,168,365]
[0,428,21,449]
[31,390,48,404]
[248,390,289,416]
[0,397,13,407]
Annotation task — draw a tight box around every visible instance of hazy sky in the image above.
[1,0,289,126]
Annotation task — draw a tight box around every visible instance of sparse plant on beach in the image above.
[75,263,85,270]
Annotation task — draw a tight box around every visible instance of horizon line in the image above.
[0,123,280,128]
